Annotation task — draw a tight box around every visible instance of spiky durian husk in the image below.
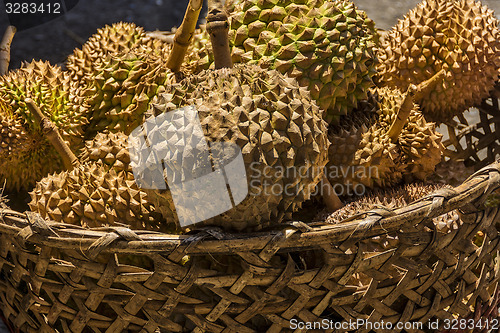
[0,61,87,191]
[427,160,475,186]
[372,87,445,181]
[0,136,64,192]
[188,0,378,123]
[326,183,459,232]
[79,131,131,174]
[223,0,243,13]
[326,109,401,190]
[398,111,444,181]
[66,22,169,81]
[141,64,329,231]
[376,0,500,122]
[2,61,87,143]
[327,87,444,191]
[29,161,167,231]
[0,101,30,161]
[80,48,179,137]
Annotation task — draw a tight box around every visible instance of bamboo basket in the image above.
[1,90,500,333]
[442,84,500,170]
[2,163,500,333]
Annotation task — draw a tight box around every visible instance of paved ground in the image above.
[0,0,197,68]
[1,0,500,331]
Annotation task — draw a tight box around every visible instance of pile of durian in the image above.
[1,0,499,234]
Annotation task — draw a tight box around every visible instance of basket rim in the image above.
[1,161,499,257]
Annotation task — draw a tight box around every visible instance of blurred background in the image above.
[0,0,498,69]
[0,0,500,331]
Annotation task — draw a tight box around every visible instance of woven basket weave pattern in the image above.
[443,85,500,170]
[0,161,500,332]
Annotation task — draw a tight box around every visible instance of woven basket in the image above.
[1,96,500,333]
[1,163,500,333]
[442,83,500,170]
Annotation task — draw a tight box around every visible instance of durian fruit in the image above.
[325,183,459,233]
[77,2,207,138]
[371,86,444,182]
[188,0,378,123]
[326,107,401,191]
[28,115,167,231]
[79,131,131,174]
[66,22,169,81]
[397,105,444,181]
[79,48,180,137]
[326,76,445,192]
[1,61,87,145]
[29,161,166,231]
[0,61,87,191]
[376,0,500,122]
[140,63,330,231]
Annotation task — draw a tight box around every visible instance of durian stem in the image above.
[0,26,16,75]
[26,99,79,170]
[166,0,203,72]
[387,69,446,141]
[387,85,417,142]
[321,174,343,212]
[146,30,175,44]
[207,9,233,69]
[414,69,446,102]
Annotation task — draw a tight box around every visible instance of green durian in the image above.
[187,0,378,123]
[80,47,180,137]
[66,22,169,81]
[0,61,87,191]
